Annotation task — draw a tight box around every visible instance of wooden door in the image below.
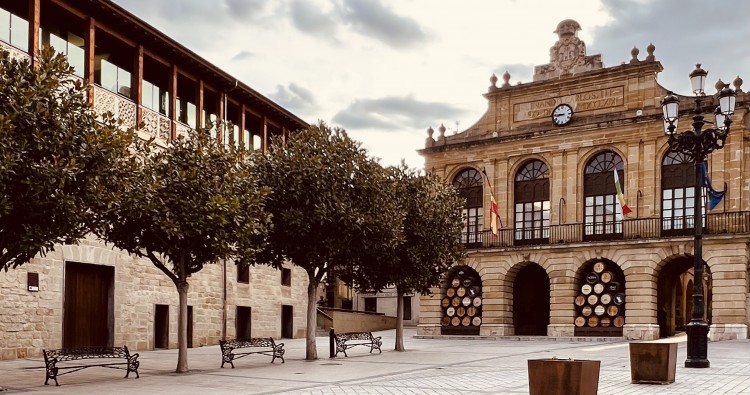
[513,264,550,336]
[154,304,169,349]
[281,305,293,338]
[63,262,114,348]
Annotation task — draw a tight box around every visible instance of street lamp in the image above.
[661,64,737,369]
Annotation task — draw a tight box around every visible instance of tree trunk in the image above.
[395,288,405,351]
[305,277,318,360]
[175,279,189,373]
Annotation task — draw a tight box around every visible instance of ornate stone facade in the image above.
[420,21,749,342]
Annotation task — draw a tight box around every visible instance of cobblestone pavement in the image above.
[1,329,749,394]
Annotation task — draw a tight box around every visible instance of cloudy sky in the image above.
[112,0,750,169]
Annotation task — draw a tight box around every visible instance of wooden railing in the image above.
[472,211,750,248]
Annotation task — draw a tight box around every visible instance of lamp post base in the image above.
[685,320,710,368]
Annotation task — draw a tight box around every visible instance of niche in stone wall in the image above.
[441,265,482,336]
[574,259,626,337]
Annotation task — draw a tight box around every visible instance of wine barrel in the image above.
[588,316,599,327]
[593,262,605,273]
[593,283,604,294]
[613,316,625,327]
[447,288,455,297]
[451,278,460,288]
[473,297,482,307]
[586,272,599,284]
[607,305,619,316]
[462,278,473,287]
[614,293,625,305]
[472,317,482,326]
[600,271,613,283]
[467,306,477,317]
[441,297,450,308]
[575,316,586,327]
[574,295,586,306]
[587,294,598,305]
[594,305,606,316]
[446,307,455,317]
[451,317,461,326]
[457,287,466,297]
[462,297,472,307]
[441,317,450,326]
[457,307,465,317]
[461,316,471,326]
[600,317,611,327]
[452,297,461,307]
[581,284,592,295]
[582,306,592,317]
[600,294,612,305]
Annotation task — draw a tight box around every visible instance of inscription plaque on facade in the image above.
[513,87,624,122]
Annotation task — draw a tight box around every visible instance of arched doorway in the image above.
[573,259,626,336]
[657,256,712,338]
[513,264,550,336]
[440,265,482,335]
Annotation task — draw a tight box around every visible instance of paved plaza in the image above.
[1,328,749,394]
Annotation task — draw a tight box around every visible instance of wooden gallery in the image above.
[418,20,750,341]
[0,0,310,360]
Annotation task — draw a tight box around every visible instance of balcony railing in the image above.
[175,121,192,140]
[92,85,137,130]
[0,40,30,63]
[141,107,171,140]
[473,211,750,248]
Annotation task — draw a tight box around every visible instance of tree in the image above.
[253,121,400,360]
[0,47,137,271]
[96,129,271,373]
[360,163,465,351]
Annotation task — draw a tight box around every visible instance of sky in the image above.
[111,0,750,169]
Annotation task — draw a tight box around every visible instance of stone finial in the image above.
[438,124,446,139]
[630,46,639,64]
[733,75,743,92]
[502,71,511,87]
[715,78,725,93]
[425,126,435,147]
[645,43,655,61]
[489,73,498,88]
[427,126,434,139]
[554,19,582,37]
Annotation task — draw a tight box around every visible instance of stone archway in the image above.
[573,259,626,336]
[512,263,550,336]
[440,265,483,335]
[656,256,712,338]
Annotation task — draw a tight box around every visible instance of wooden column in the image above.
[84,17,95,106]
[28,0,40,65]
[196,80,204,130]
[134,45,143,124]
[261,117,268,155]
[239,104,246,149]
[169,64,177,140]
[217,92,225,143]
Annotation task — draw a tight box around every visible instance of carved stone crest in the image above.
[533,20,603,81]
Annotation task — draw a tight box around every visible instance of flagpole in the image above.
[481,168,503,229]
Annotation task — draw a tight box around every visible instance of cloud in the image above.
[332,95,467,131]
[269,83,317,114]
[590,0,750,94]
[491,63,535,86]
[288,0,339,38]
[231,51,255,61]
[337,0,431,49]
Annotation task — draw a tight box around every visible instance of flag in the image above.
[701,162,725,210]
[481,169,501,237]
[613,168,632,216]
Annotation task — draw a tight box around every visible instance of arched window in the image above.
[583,151,625,240]
[514,160,550,245]
[661,151,704,236]
[453,168,483,245]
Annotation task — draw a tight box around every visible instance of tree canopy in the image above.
[253,121,400,360]
[96,129,271,372]
[0,47,137,271]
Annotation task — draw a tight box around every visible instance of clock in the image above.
[551,103,573,126]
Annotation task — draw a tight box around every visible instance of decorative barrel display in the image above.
[574,260,626,336]
[441,267,482,335]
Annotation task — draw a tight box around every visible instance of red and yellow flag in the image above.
[482,169,500,237]
[613,168,632,216]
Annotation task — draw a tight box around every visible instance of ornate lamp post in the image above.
[661,64,737,368]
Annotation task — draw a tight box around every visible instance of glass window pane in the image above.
[0,9,10,44]
[67,43,85,78]
[595,196,603,205]
[663,189,672,199]
[675,189,683,198]
[663,200,672,209]
[118,68,131,97]
[543,201,550,210]
[49,33,66,55]
[10,14,28,51]
[605,195,614,204]
[100,60,117,92]
[686,188,694,198]
[585,197,593,206]
[187,102,196,127]
[142,81,154,109]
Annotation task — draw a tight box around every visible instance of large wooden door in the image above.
[63,262,114,348]
[281,305,293,338]
[513,264,550,336]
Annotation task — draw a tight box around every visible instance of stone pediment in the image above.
[533,19,603,81]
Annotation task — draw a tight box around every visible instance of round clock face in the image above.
[551,103,573,126]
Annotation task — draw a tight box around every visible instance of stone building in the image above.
[0,0,309,360]
[418,20,749,341]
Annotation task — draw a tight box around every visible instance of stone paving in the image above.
[1,329,749,394]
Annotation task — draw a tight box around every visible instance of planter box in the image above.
[528,358,600,395]
[629,342,678,384]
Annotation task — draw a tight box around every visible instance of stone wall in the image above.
[0,237,309,360]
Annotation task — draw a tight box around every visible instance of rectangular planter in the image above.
[629,342,678,384]
[528,358,600,395]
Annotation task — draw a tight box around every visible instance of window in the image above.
[177,98,196,126]
[364,297,377,313]
[661,151,704,236]
[453,168,483,245]
[281,268,291,286]
[403,296,412,321]
[142,79,169,115]
[236,306,251,341]
[583,151,624,240]
[40,30,84,78]
[514,160,550,244]
[244,129,252,150]
[97,58,132,97]
[237,264,249,283]
[0,8,28,51]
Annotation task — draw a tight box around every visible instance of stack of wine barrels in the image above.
[574,261,625,330]
[441,269,482,328]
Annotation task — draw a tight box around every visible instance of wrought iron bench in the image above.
[42,346,140,386]
[219,338,285,368]
[333,331,382,357]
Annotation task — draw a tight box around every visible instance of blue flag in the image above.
[700,162,725,210]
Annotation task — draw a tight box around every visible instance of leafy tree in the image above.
[96,129,271,373]
[359,163,465,351]
[253,121,400,360]
[0,47,137,271]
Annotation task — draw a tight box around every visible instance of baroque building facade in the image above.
[418,20,750,341]
[0,0,310,360]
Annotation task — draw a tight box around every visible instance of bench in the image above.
[332,331,382,357]
[42,346,140,386]
[219,338,285,368]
